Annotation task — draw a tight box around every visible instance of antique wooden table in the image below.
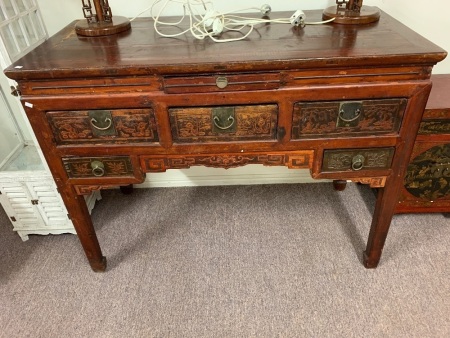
[396,74,450,213]
[4,10,446,271]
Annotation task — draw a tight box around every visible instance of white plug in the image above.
[290,10,306,27]
[211,17,224,36]
[260,4,272,15]
[204,10,220,28]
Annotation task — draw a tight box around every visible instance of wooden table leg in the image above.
[363,83,432,268]
[363,175,400,268]
[58,182,107,272]
[333,180,347,191]
[119,184,134,195]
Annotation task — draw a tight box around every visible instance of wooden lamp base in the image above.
[75,16,131,37]
[323,6,380,25]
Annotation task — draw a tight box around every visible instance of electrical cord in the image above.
[131,0,335,43]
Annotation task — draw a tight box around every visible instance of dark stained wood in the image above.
[332,180,348,191]
[323,1,381,25]
[119,184,134,195]
[75,0,130,37]
[75,16,131,37]
[396,74,450,214]
[423,75,450,111]
[4,9,447,271]
[5,11,445,80]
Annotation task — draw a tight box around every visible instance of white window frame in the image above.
[0,0,47,63]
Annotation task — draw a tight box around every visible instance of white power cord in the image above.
[131,0,335,43]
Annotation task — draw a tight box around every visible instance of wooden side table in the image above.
[396,75,450,213]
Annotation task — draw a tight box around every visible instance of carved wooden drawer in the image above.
[63,156,134,178]
[169,104,278,143]
[322,148,395,172]
[292,98,407,139]
[164,73,281,94]
[47,109,158,145]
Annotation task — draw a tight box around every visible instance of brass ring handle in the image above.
[339,108,361,122]
[90,117,113,131]
[216,76,229,89]
[213,115,235,130]
[91,160,105,177]
[351,154,365,171]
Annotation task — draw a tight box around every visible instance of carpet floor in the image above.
[0,183,449,337]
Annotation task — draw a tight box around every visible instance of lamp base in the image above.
[323,5,380,25]
[75,16,131,36]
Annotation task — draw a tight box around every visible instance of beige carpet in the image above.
[0,183,449,337]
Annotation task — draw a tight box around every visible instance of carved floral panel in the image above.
[141,151,314,172]
[322,148,394,172]
[292,98,406,138]
[418,120,450,135]
[47,109,158,144]
[404,144,450,201]
[63,156,134,178]
[169,104,278,142]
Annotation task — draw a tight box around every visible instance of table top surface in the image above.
[5,9,447,80]
[427,74,450,109]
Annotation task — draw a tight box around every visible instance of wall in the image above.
[35,0,449,187]
[376,0,449,74]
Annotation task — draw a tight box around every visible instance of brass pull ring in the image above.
[91,160,105,177]
[213,115,235,130]
[90,117,113,131]
[351,154,365,171]
[216,76,229,89]
[339,108,361,122]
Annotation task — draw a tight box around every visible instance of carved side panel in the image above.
[141,151,314,172]
[403,144,450,201]
[47,109,158,144]
[169,104,278,142]
[292,98,406,138]
[351,177,387,188]
[418,120,450,135]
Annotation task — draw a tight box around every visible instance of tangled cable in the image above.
[131,0,335,43]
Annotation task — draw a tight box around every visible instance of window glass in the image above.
[0,0,47,61]
[3,0,17,18]
[0,7,6,21]
[22,14,37,44]
[10,20,26,50]
[16,0,26,12]
[1,25,19,57]
[29,9,43,37]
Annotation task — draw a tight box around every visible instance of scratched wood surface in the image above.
[5,10,446,80]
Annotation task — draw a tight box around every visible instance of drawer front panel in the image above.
[164,73,281,94]
[292,98,407,139]
[322,148,395,172]
[169,104,278,143]
[418,119,450,135]
[63,156,134,178]
[47,109,158,144]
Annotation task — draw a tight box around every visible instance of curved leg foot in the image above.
[333,180,347,191]
[363,250,379,269]
[89,256,107,272]
[120,184,134,195]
